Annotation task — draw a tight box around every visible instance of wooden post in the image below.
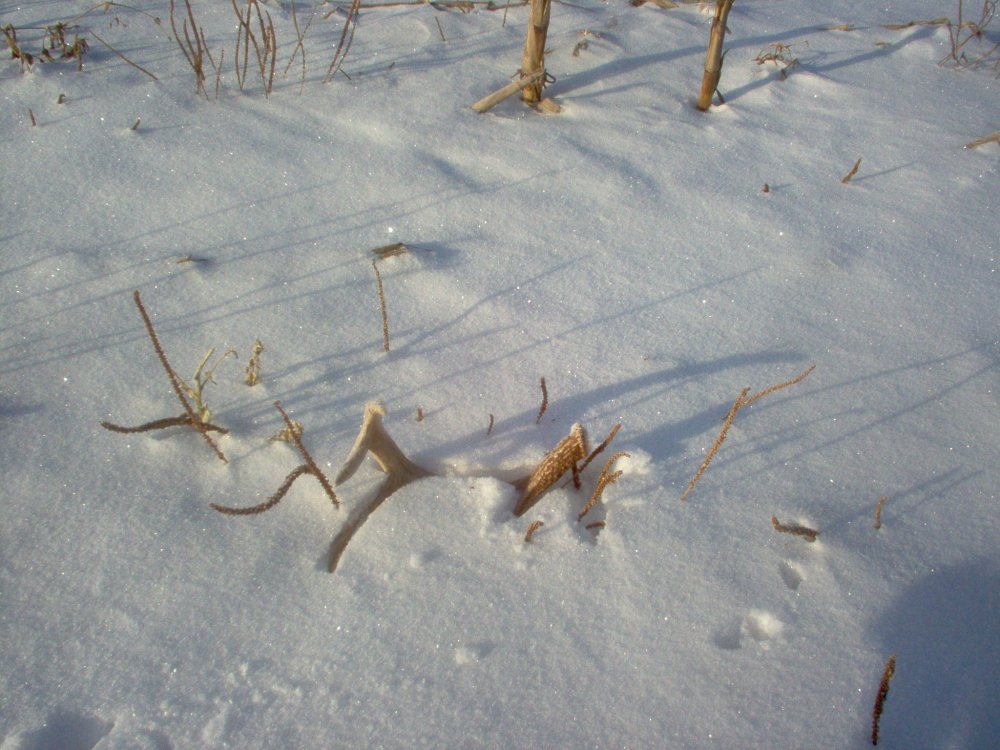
[696,0,735,111]
[520,0,551,104]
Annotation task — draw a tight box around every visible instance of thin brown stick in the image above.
[274,400,338,506]
[871,654,897,745]
[742,364,815,406]
[579,451,628,521]
[133,290,228,463]
[585,520,606,530]
[579,422,621,474]
[524,519,544,542]
[210,464,312,515]
[964,130,1000,148]
[680,387,747,502]
[535,376,548,424]
[873,495,888,529]
[89,30,158,80]
[841,158,862,183]
[771,515,819,542]
[470,71,544,113]
[486,413,495,436]
[372,260,390,353]
[323,0,360,83]
[101,415,228,434]
[28,108,36,126]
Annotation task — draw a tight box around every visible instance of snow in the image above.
[1,0,998,747]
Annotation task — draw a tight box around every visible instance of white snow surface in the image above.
[1,1,998,747]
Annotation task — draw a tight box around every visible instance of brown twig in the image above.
[535,376,548,424]
[323,0,359,83]
[579,422,621,474]
[578,451,628,521]
[771,515,819,542]
[680,366,814,501]
[274,400,338,506]
[89,30,159,80]
[964,130,1000,148]
[210,464,311,515]
[871,654,897,745]
[841,158,862,183]
[742,365,816,406]
[132,290,228,463]
[486,413,495,436]
[873,495,888,529]
[372,260,390,352]
[524,519,544,542]
[101,414,228,434]
[679,387,747,502]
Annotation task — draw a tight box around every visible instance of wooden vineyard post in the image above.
[696,0,735,111]
[520,0,551,104]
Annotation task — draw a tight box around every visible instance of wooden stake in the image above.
[696,0,736,111]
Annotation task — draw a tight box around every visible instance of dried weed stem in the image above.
[578,451,628,521]
[871,654,897,745]
[771,515,819,542]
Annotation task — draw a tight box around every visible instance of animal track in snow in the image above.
[779,560,805,590]
[6,710,114,750]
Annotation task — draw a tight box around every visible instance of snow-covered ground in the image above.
[1,1,997,747]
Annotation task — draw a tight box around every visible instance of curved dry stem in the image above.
[100,414,229,434]
[211,464,312,515]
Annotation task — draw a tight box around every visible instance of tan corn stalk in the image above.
[696,0,735,111]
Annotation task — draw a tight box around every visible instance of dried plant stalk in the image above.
[372,260,390,352]
[514,423,587,516]
[871,654,897,745]
[679,387,747,502]
[578,451,628,521]
[323,0,360,83]
[964,130,1000,148]
[535,376,548,424]
[873,495,888,529]
[132,290,228,463]
[520,0,551,103]
[742,364,815,406]
[470,71,544,113]
[371,242,408,259]
[210,464,312,515]
[524,520,544,542]
[579,422,621,474]
[696,0,736,111]
[244,339,264,386]
[841,158,862,183]
[101,414,228,434]
[274,401,338,506]
[680,365,814,501]
[585,520,606,530]
[771,515,819,542]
